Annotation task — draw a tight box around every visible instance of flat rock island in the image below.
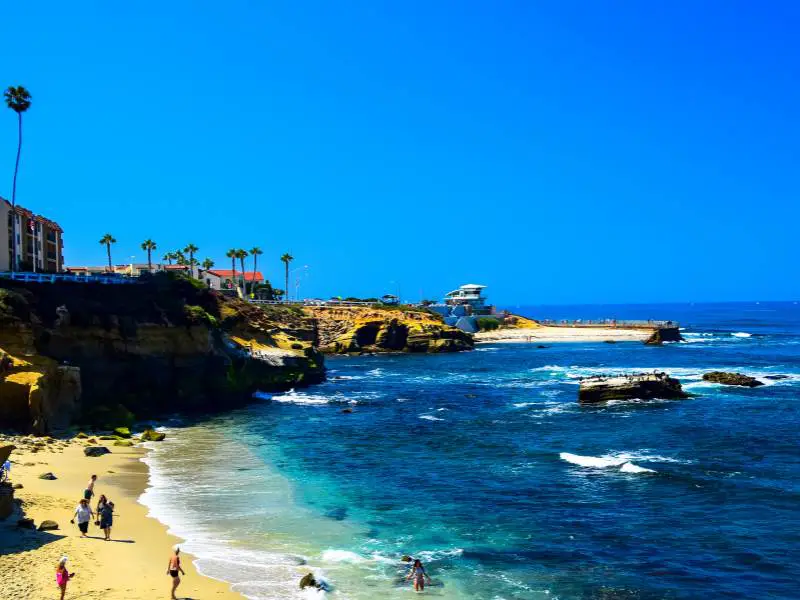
[578,373,690,404]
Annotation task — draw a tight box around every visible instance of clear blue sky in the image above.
[2,1,798,304]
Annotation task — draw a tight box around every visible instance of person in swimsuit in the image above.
[83,474,97,501]
[167,547,186,599]
[56,556,75,600]
[70,499,94,537]
[406,559,431,592]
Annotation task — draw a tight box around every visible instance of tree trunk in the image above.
[231,257,237,292]
[285,263,289,302]
[10,113,23,272]
[239,258,246,296]
[189,251,194,278]
[147,249,152,272]
[106,244,112,271]
[252,255,258,296]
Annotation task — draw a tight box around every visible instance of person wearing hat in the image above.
[56,556,75,599]
[70,499,94,537]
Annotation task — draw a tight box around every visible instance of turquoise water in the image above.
[140,302,800,599]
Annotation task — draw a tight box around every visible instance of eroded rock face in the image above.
[0,276,326,433]
[579,373,690,404]
[702,371,764,387]
[305,306,473,354]
[644,326,683,345]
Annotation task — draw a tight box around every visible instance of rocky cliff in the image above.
[578,373,690,403]
[303,306,473,354]
[0,275,324,433]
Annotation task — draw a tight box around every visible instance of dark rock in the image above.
[38,519,59,531]
[644,326,683,345]
[12,483,23,489]
[604,340,617,344]
[764,375,789,381]
[340,408,353,414]
[299,573,318,589]
[401,555,413,562]
[113,427,131,438]
[113,440,135,447]
[83,446,111,457]
[702,372,764,387]
[464,394,478,399]
[579,373,690,404]
[38,472,57,480]
[17,517,35,529]
[140,429,166,442]
[536,345,548,349]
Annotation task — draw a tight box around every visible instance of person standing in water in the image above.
[56,556,75,600]
[70,499,94,537]
[406,559,432,592]
[167,547,186,599]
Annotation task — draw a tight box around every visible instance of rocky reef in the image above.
[303,306,474,354]
[578,373,690,403]
[644,326,683,345]
[0,275,325,433]
[702,371,764,387]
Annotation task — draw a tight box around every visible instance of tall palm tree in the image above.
[281,253,294,301]
[226,248,237,292]
[99,234,116,272]
[201,258,214,271]
[175,251,187,267]
[4,86,32,272]
[249,246,263,294]
[235,249,248,294]
[141,239,157,272]
[162,252,174,266]
[184,243,199,277]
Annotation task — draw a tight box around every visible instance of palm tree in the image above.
[281,253,294,302]
[184,243,199,277]
[141,239,157,272]
[226,248,237,292]
[249,246,263,294]
[201,258,214,271]
[175,251,187,267]
[4,86,32,272]
[162,252,174,266]
[99,234,116,272]
[235,249,248,294]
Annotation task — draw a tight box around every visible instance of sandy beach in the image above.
[0,436,242,600]
[474,325,654,344]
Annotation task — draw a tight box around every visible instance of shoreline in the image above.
[474,325,654,344]
[0,435,243,600]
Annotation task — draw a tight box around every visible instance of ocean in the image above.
[139,302,800,599]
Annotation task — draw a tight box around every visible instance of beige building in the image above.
[0,197,64,272]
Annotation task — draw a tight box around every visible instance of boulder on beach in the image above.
[84,446,111,457]
[140,429,166,442]
[38,472,57,480]
[702,371,764,387]
[299,573,318,589]
[579,373,690,404]
[114,440,135,447]
[113,427,131,438]
[38,519,59,531]
[17,517,35,529]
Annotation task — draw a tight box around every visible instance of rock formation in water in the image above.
[578,373,690,403]
[644,326,683,345]
[0,274,325,433]
[702,371,764,387]
[304,306,473,354]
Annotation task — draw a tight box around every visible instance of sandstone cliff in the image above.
[0,276,324,433]
[303,306,473,354]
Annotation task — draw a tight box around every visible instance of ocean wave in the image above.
[560,450,685,473]
[419,414,445,421]
[271,390,333,405]
[619,462,656,474]
[322,549,368,563]
[367,368,384,377]
[731,332,752,338]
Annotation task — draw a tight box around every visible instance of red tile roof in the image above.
[206,270,264,282]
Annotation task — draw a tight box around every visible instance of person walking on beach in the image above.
[56,556,75,600]
[99,500,114,541]
[167,547,186,599]
[95,494,108,521]
[83,474,97,501]
[70,499,94,537]
[406,558,432,592]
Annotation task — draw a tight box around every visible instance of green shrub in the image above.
[477,317,501,331]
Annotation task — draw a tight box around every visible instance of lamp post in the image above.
[290,265,309,302]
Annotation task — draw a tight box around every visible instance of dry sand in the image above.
[0,436,242,600]
[474,325,653,344]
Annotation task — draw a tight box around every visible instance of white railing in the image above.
[0,271,139,285]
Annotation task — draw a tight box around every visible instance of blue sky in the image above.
[2,1,798,304]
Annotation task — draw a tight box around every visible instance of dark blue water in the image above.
[145,302,800,599]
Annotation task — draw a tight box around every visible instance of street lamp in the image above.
[290,265,309,302]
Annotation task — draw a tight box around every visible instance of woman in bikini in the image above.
[167,547,186,599]
[406,558,432,592]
